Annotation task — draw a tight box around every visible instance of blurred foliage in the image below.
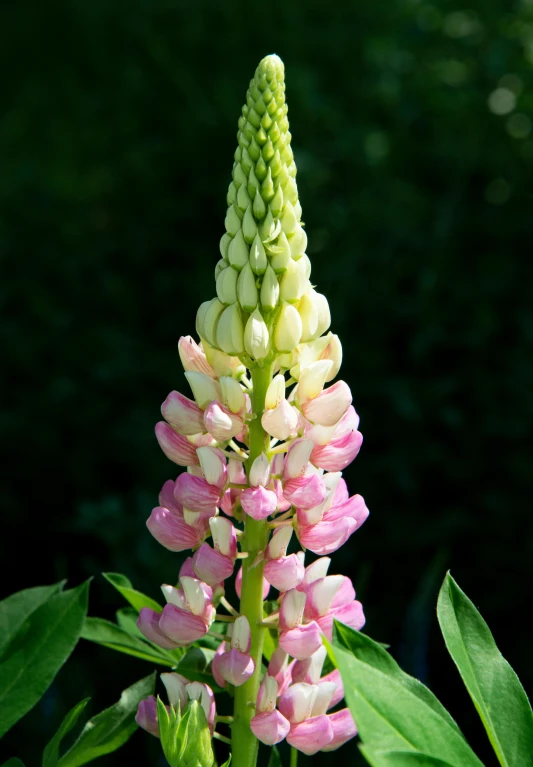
[1,0,532,765]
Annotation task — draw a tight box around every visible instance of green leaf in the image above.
[173,647,221,690]
[42,698,90,767]
[81,617,181,666]
[267,746,282,767]
[262,627,277,663]
[102,573,162,613]
[115,607,146,639]
[57,673,156,767]
[360,747,461,767]
[437,572,533,767]
[331,621,484,767]
[2,759,26,767]
[220,757,232,767]
[0,580,90,738]
[0,582,65,657]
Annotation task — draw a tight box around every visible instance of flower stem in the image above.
[290,746,298,767]
[231,361,274,767]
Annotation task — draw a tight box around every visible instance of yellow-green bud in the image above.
[250,234,268,275]
[274,300,303,352]
[298,291,319,341]
[270,184,284,217]
[228,228,249,270]
[196,300,211,339]
[203,339,247,378]
[253,189,266,219]
[214,259,226,280]
[280,257,309,303]
[216,303,245,355]
[312,290,331,338]
[220,232,232,261]
[244,308,270,361]
[203,297,225,347]
[260,265,280,310]
[242,204,258,244]
[289,224,308,259]
[225,204,242,236]
[216,265,238,305]
[269,231,292,273]
[237,262,258,311]
[237,181,251,211]
[220,375,246,413]
[280,200,298,235]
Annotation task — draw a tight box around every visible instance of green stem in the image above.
[290,746,298,767]
[231,361,274,767]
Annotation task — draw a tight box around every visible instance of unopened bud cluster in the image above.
[196,55,331,364]
[136,55,369,760]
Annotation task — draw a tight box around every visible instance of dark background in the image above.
[1,0,532,765]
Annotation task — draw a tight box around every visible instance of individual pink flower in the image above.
[178,336,216,377]
[262,399,299,440]
[186,681,217,733]
[283,472,326,509]
[287,715,334,754]
[268,648,296,697]
[155,422,200,466]
[136,695,160,737]
[174,472,223,513]
[278,621,323,660]
[250,675,291,745]
[203,401,243,440]
[321,708,358,751]
[214,617,255,687]
[264,554,305,592]
[192,543,234,585]
[197,446,227,488]
[300,380,352,426]
[161,391,206,435]
[241,485,278,520]
[137,608,180,650]
[311,429,363,471]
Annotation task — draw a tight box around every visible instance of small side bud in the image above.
[244,308,270,361]
[274,301,303,353]
[220,376,246,413]
[202,298,226,347]
[237,262,259,311]
[216,303,245,355]
[260,265,280,311]
[265,373,286,409]
[228,228,249,270]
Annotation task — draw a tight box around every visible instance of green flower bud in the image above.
[281,200,298,236]
[244,308,270,361]
[250,234,268,275]
[216,303,245,355]
[195,300,211,340]
[225,204,242,236]
[261,167,275,201]
[242,204,258,244]
[249,136,261,161]
[259,208,280,243]
[268,231,292,273]
[233,162,247,189]
[237,181,251,211]
[298,291,319,341]
[228,228,249,270]
[247,166,260,198]
[227,182,237,206]
[203,297,225,347]
[220,375,246,413]
[289,224,308,259]
[220,232,232,261]
[203,339,247,378]
[279,257,308,303]
[156,697,214,767]
[216,265,238,305]
[274,300,303,352]
[214,259,226,280]
[260,264,280,310]
[270,183,284,217]
[237,262,258,311]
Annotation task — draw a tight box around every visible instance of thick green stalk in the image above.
[231,361,274,767]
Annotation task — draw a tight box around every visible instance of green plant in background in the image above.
[329,573,533,767]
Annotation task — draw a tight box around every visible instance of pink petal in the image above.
[284,439,314,479]
[159,603,209,645]
[155,422,200,466]
[136,696,160,738]
[311,430,363,472]
[330,576,356,610]
[179,556,196,579]
[326,493,369,529]
[204,401,243,440]
[161,391,205,435]
[273,479,292,512]
[178,336,216,377]
[136,608,179,650]
[297,517,358,556]
[241,486,278,520]
[302,381,352,427]
[146,506,206,552]
[304,576,345,620]
[279,621,323,661]
[287,715,334,755]
[321,708,358,751]
[174,473,222,512]
[264,554,305,592]
[197,446,227,488]
[250,709,291,746]
[192,543,234,585]
[186,681,217,731]
[268,648,296,697]
[283,473,326,510]
[215,647,255,686]
[211,641,228,689]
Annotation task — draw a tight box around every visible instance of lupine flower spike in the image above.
[136,54,368,767]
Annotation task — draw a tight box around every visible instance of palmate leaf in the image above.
[330,621,484,767]
[437,573,533,767]
[0,581,90,738]
[56,673,156,767]
[81,617,182,666]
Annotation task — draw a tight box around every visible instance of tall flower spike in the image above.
[196,53,325,364]
[141,54,369,767]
